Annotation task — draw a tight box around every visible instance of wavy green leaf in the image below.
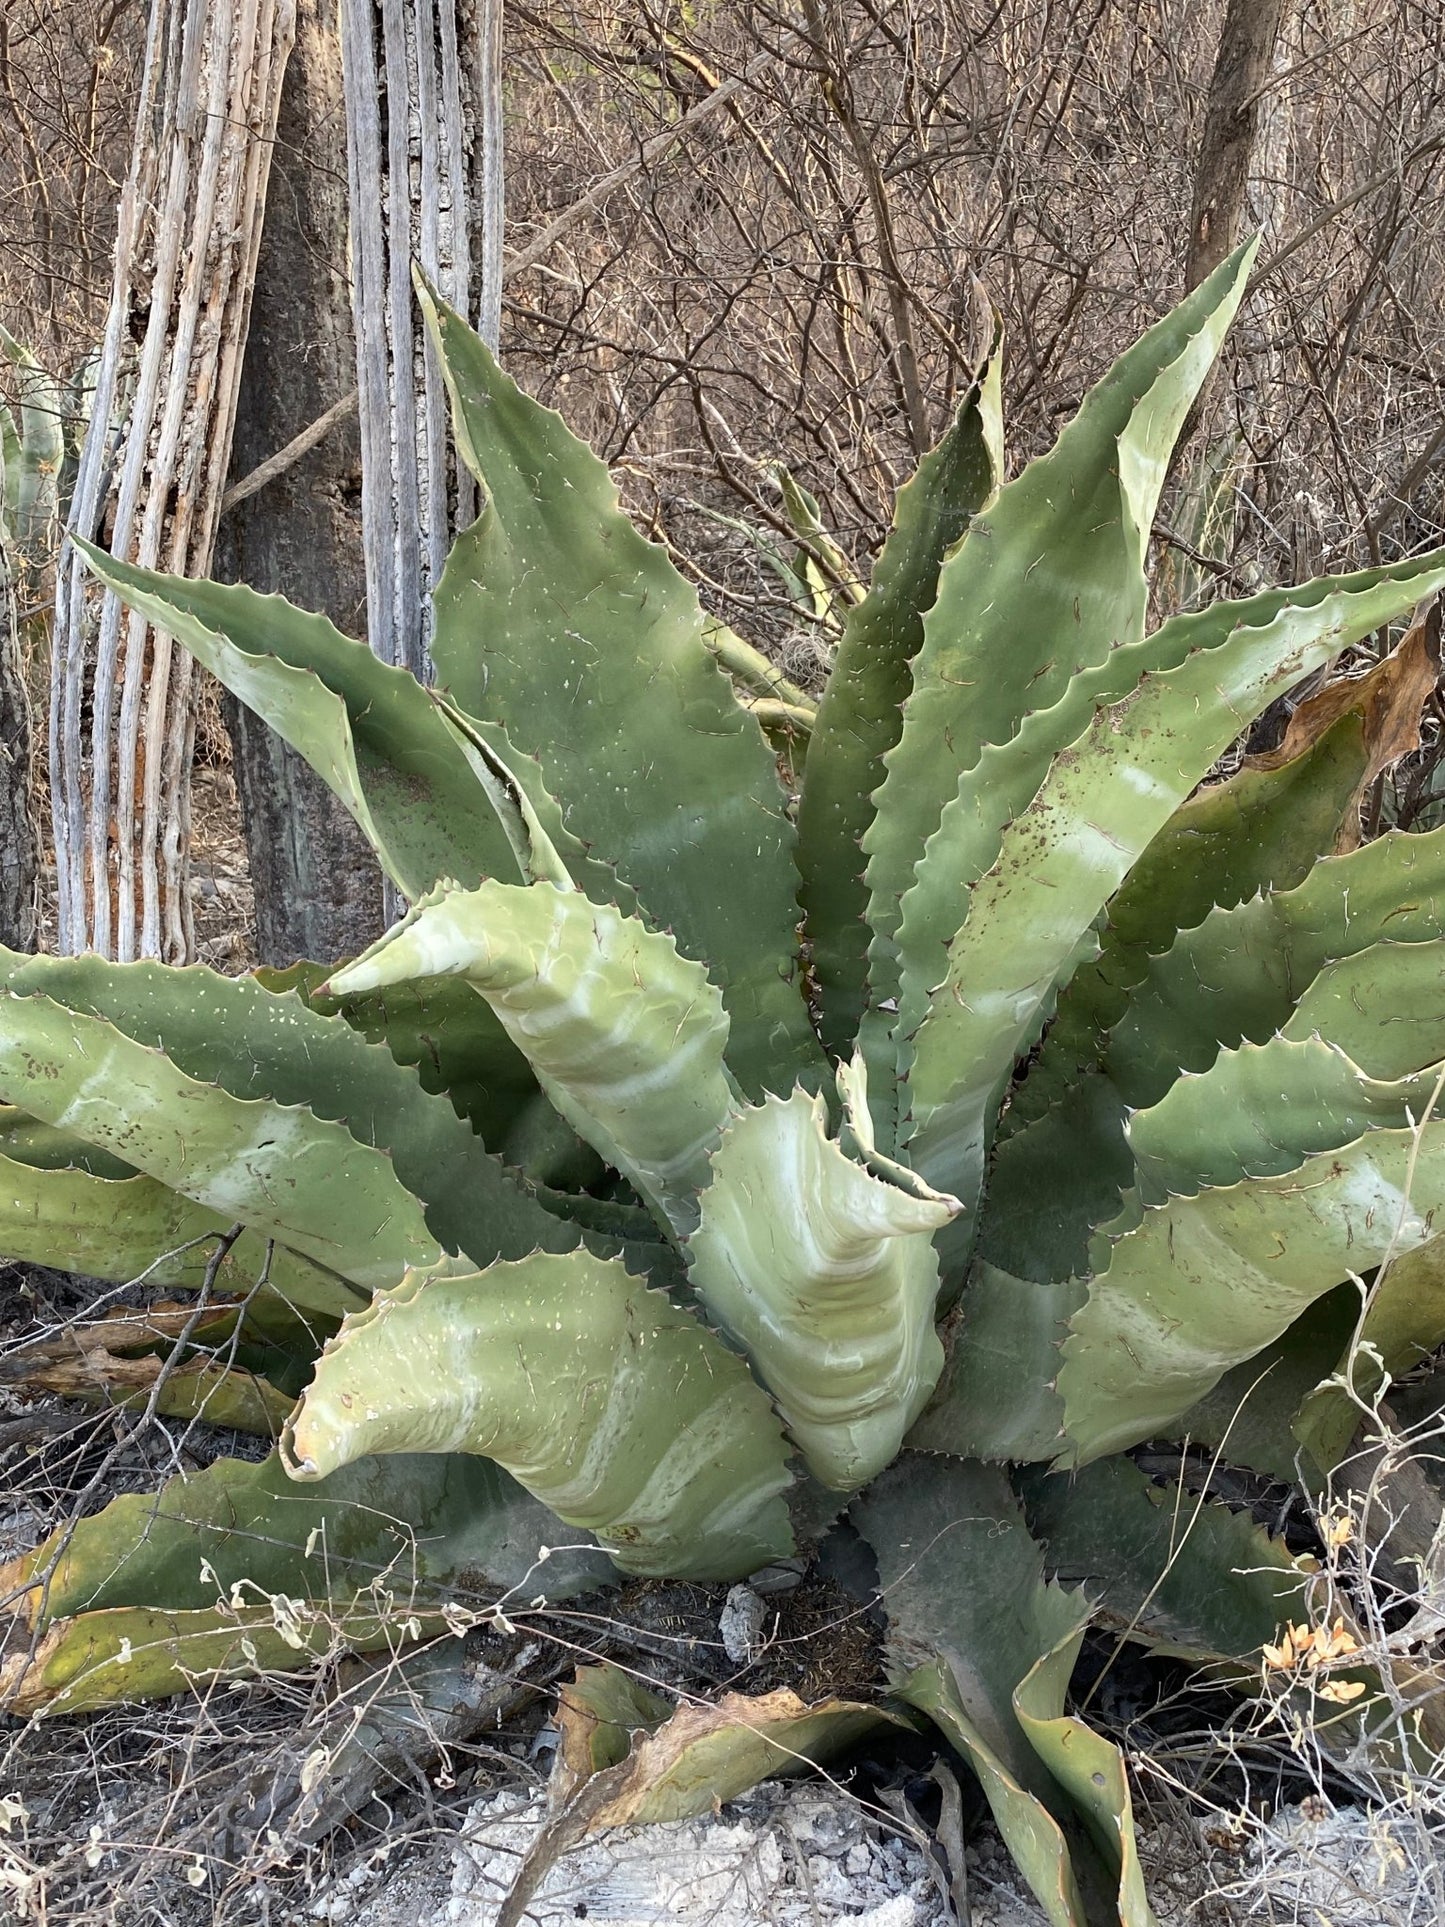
[1007,707,1375,1136]
[0,1451,615,1713]
[325,879,735,1236]
[1059,1118,1445,1464]
[905,562,1418,1102]
[419,280,820,1098]
[1017,1458,1309,1664]
[0,948,569,1272]
[282,1252,794,1581]
[901,549,1445,1235]
[862,245,1257,1023]
[979,1073,1134,1286]
[0,991,437,1292]
[1013,1633,1158,1927]
[686,1082,957,1490]
[71,539,514,900]
[907,1264,1080,1464]
[855,1456,1109,1927]
[0,1152,355,1316]
[796,341,1002,1058]
[1127,1037,1445,1198]
[1107,827,1445,1107]
[1283,940,1445,1078]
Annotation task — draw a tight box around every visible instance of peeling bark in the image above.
[50,0,296,961]
[216,0,384,966]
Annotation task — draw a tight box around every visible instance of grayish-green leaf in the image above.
[686,1079,957,1490]
[419,280,820,1098]
[1018,1458,1309,1663]
[0,948,570,1272]
[1107,827,1445,1107]
[862,245,1257,1025]
[282,1252,794,1581]
[1127,1037,1445,1198]
[1059,1118,1445,1464]
[71,539,516,900]
[796,343,1002,1060]
[0,991,437,1292]
[901,549,1445,1238]
[325,879,735,1236]
[0,1152,355,1316]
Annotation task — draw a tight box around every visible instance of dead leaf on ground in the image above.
[497,1665,914,1927]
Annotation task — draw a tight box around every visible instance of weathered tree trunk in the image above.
[50,0,295,960]
[1185,0,1289,290]
[341,0,478,687]
[0,541,37,949]
[216,0,383,966]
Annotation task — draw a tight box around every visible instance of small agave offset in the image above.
[5,240,1445,1923]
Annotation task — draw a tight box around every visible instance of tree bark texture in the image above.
[340,0,485,683]
[50,0,296,960]
[1185,0,1289,291]
[0,542,37,950]
[216,0,384,967]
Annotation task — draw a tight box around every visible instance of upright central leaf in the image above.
[686,1076,959,1491]
[861,244,1258,1029]
[795,338,1003,1057]
[420,281,821,1098]
[324,878,736,1236]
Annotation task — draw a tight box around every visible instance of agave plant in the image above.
[5,239,1445,1923]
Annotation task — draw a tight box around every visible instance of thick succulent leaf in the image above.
[1013,1633,1158,1927]
[0,948,570,1272]
[1059,1118,1445,1464]
[72,538,515,900]
[935,579,1417,1136]
[888,558,1372,1058]
[324,879,735,1236]
[685,1083,957,1490]
[1294,1240,1445,1471]
[420,281,820,1098]
[0,1451,615,1714]
[0,991,437,1292]
[433,699,642,913]
[257,959,553,1151]
[0,1152,355,1317]
[1006,707,1375,1137]
[901,549,1445,1231]
[862,245,1256,1019]
[980,1073,1134,1286]
[0,1106,135,1177]
[1017,1458,1310,1664]
[796,341,1002,1056]
[899,1661,1085,1927]
[1107,826,1445,1108]
[281,1252,794,1581]
[1,1606,410,1718]
[853,1457,1086,1791]
[1283,940,1445,1077]
[907,1265,1080,1464]
[855,1456,1112,1927]
[1126,1037,1445,1198]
